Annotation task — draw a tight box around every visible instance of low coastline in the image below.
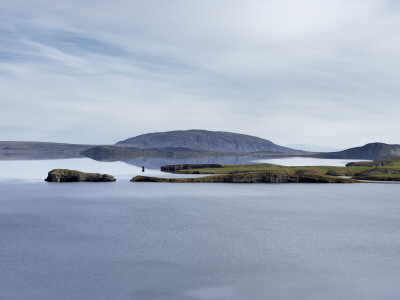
[131,158,400,183]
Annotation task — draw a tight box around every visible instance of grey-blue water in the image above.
[0,158,399,299]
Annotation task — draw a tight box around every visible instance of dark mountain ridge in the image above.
[315,142,400,160]
[1,134,399,162]
[116,130,300,153]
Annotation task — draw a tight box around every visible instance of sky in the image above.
[0,0,399,149]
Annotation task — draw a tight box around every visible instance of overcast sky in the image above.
[1,0,399,149]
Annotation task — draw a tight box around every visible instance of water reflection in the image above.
[123,155,367,169]
[0,158,142,181]
[0,155,369,181]
[123,155,258,169]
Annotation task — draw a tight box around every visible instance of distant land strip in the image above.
[1,130,400,161]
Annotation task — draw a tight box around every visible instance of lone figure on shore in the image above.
[142,166,145,172]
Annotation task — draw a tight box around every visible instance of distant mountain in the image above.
[316,143,400,160]
[0,141,95,160]
[116,130,300,153]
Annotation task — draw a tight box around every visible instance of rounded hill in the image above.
[116,130,299,153]
[317,142,400,159]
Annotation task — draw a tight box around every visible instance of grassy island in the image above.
[131,158,400,183]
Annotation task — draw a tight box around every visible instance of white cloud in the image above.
[0,0,399,147]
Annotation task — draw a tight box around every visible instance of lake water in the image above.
[0,156,367,182]
[1,157,399,300]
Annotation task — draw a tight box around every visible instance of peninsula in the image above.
[131,158,400,183]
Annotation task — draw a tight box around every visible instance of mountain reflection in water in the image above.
[123,156,368,169]
[123,155,259,169]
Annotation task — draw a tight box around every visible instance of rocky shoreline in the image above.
[131,171,357,183]
[45,158,400,183]
[131,159,400,183]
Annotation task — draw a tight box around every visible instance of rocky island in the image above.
[131,158,400,183]
[45,169,116,182]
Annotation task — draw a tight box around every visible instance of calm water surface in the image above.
[0,156,367,181]
[0,158,399,300]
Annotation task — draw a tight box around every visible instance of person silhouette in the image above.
[142,166,145,172]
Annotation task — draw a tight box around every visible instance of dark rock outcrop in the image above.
[45,169,116,182]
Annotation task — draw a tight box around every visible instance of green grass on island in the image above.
[132,158,400,183]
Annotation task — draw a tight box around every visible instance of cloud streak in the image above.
[0,0,399,147]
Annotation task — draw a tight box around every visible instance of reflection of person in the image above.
[142,166,145,172]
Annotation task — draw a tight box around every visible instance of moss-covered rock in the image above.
[326,169,345,176]
[355,168,400,177]
[353,167,400,181]
[45,169,116,182]
[295,169,325,176]
[346,158,399,167]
